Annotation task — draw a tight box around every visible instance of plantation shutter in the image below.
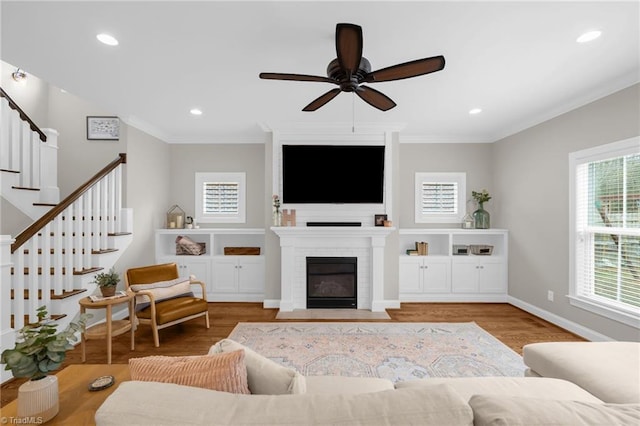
[202,181,239,215]
[421,182,458,215]
[574,148,640,312]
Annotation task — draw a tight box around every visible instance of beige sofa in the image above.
[95,339,640,425]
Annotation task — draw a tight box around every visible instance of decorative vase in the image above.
[101,286,116,297]
[17,375,59,423]
[473,202,490,229]
[272,208,282,227]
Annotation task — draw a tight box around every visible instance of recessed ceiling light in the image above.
[190,108,203,116]
[96,33,119,46]
[576,30,602,43]
[469,108,482,115]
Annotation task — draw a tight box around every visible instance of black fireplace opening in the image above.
[306,257,357,309]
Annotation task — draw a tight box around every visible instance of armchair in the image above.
[125,263,210,347]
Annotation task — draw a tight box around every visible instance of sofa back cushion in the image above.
[209,338,306,394]
[128,351,250,394]
[96,381,473,426]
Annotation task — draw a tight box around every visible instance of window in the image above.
[195,172,246,223]
[569,137,640,327]
[415,172,466,223]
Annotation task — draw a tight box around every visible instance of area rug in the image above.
[228,322,526,383]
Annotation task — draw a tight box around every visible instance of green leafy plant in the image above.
[1,306,90,379]
[472,189,492,205]
[92,267,120,288]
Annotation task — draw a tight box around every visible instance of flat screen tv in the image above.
[282,144,385,204]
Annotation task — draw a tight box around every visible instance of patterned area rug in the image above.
[228,322,526,383]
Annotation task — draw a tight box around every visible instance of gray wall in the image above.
[493,83,640,341]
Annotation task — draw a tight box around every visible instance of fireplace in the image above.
[306,257,357,309]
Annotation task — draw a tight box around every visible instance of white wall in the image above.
[493,83,640,341]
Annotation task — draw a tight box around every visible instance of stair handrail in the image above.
[0,86,47,142]
[11,153,127,253]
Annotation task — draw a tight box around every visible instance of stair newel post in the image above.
[91,185,100,251]
[0,99,10,170]
[39,128,60,204]
[63,205,74,293]
[73,197,83,272]
[99,178,108,251]
[114,165,123,234]
[8,112,21,173]
[107,172,115,236]
[41,221,52,308]
[19,122,31,188]
[0,236,16,383]
[30,132,41,193]
[83,192,92,268]
[26,238,39,323]
[52,215,64,295]
[13,246,25,330]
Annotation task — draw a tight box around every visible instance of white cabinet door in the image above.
[399,257,423,293]
[477,259,505,293]
[422,258,451,293]
[451,258,479,293]
[237,257,265,294]
[212,257,238,293]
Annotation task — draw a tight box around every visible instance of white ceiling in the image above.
[1,1,638,144]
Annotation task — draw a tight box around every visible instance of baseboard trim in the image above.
[507,296,613,342]
[263,299,280,309]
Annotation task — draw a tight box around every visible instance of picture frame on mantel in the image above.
[374,214,387,227]
[87,116,120,140]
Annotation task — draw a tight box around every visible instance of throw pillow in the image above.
[129,278,191,305]
[209,338,306,395]
[469,395,640,426]
[128,350,250,394]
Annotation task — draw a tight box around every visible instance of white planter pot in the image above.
[17,375,59,423]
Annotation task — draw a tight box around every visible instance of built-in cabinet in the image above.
[155,229,265,301]
[399,229,508,302]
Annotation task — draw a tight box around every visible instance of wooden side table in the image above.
[79,292,135,364]
[0,364,130,426]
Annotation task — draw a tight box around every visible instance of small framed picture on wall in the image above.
[87,116,120,140]
[374,214,388,227]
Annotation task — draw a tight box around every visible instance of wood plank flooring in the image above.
[0,302,585,407]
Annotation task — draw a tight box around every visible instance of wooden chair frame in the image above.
[124,263,210,347]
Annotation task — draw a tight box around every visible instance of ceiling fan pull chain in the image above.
[352,93,356,133]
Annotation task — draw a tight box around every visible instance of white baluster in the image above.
[19,121,30,188]
[9,113,20,173]
[114,166,123,233]
[27,238,39,323]
[13,247,25,330]
[74,197,83,272]
[83,192,92,267]
[52,216,64,295]
[41,222,52,309]
[30,133,40,191]
[63,205,74,292]
[92,184,100,250]
[100,178,108,250]
[107,172,115,235]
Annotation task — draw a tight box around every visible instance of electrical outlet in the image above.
[547,290,554,302]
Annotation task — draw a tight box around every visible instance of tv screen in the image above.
[282,145,385,204]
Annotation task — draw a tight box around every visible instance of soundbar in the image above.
[307,222,362,227]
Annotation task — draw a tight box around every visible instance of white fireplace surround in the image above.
[271,226,395,312]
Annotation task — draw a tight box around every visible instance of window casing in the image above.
[415,172,466,223]
[195,172,246,223]
[569,137,640,328]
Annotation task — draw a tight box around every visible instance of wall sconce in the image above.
[11,68,27,82]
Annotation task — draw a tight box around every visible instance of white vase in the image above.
[17,375,59,423]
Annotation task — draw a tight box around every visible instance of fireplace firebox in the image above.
[306,257,357,309]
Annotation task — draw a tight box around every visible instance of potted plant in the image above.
[1,306,90,422]
[471,189,492,229]
[92,268,120,297]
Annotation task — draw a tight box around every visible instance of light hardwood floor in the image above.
[0,302,585,407]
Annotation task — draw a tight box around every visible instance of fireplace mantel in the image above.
[271,226,395,312]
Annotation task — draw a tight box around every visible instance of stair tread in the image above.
[11,288,88,300]
[33,203,56,207]
[0,168,20,173]
[11,314,67,328]
[11,266,104,275]
[11,186,40,191]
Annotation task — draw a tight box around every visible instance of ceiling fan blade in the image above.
[259,72,336,84]
[335,23,363,75]
[365,55,445,83]
[355,86,396,111]
[302,88,342,111]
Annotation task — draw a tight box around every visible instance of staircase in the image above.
[0,87,133,383]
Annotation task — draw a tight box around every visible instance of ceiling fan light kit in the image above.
[259,23,445,112]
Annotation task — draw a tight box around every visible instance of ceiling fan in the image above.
[259,23,445,112]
